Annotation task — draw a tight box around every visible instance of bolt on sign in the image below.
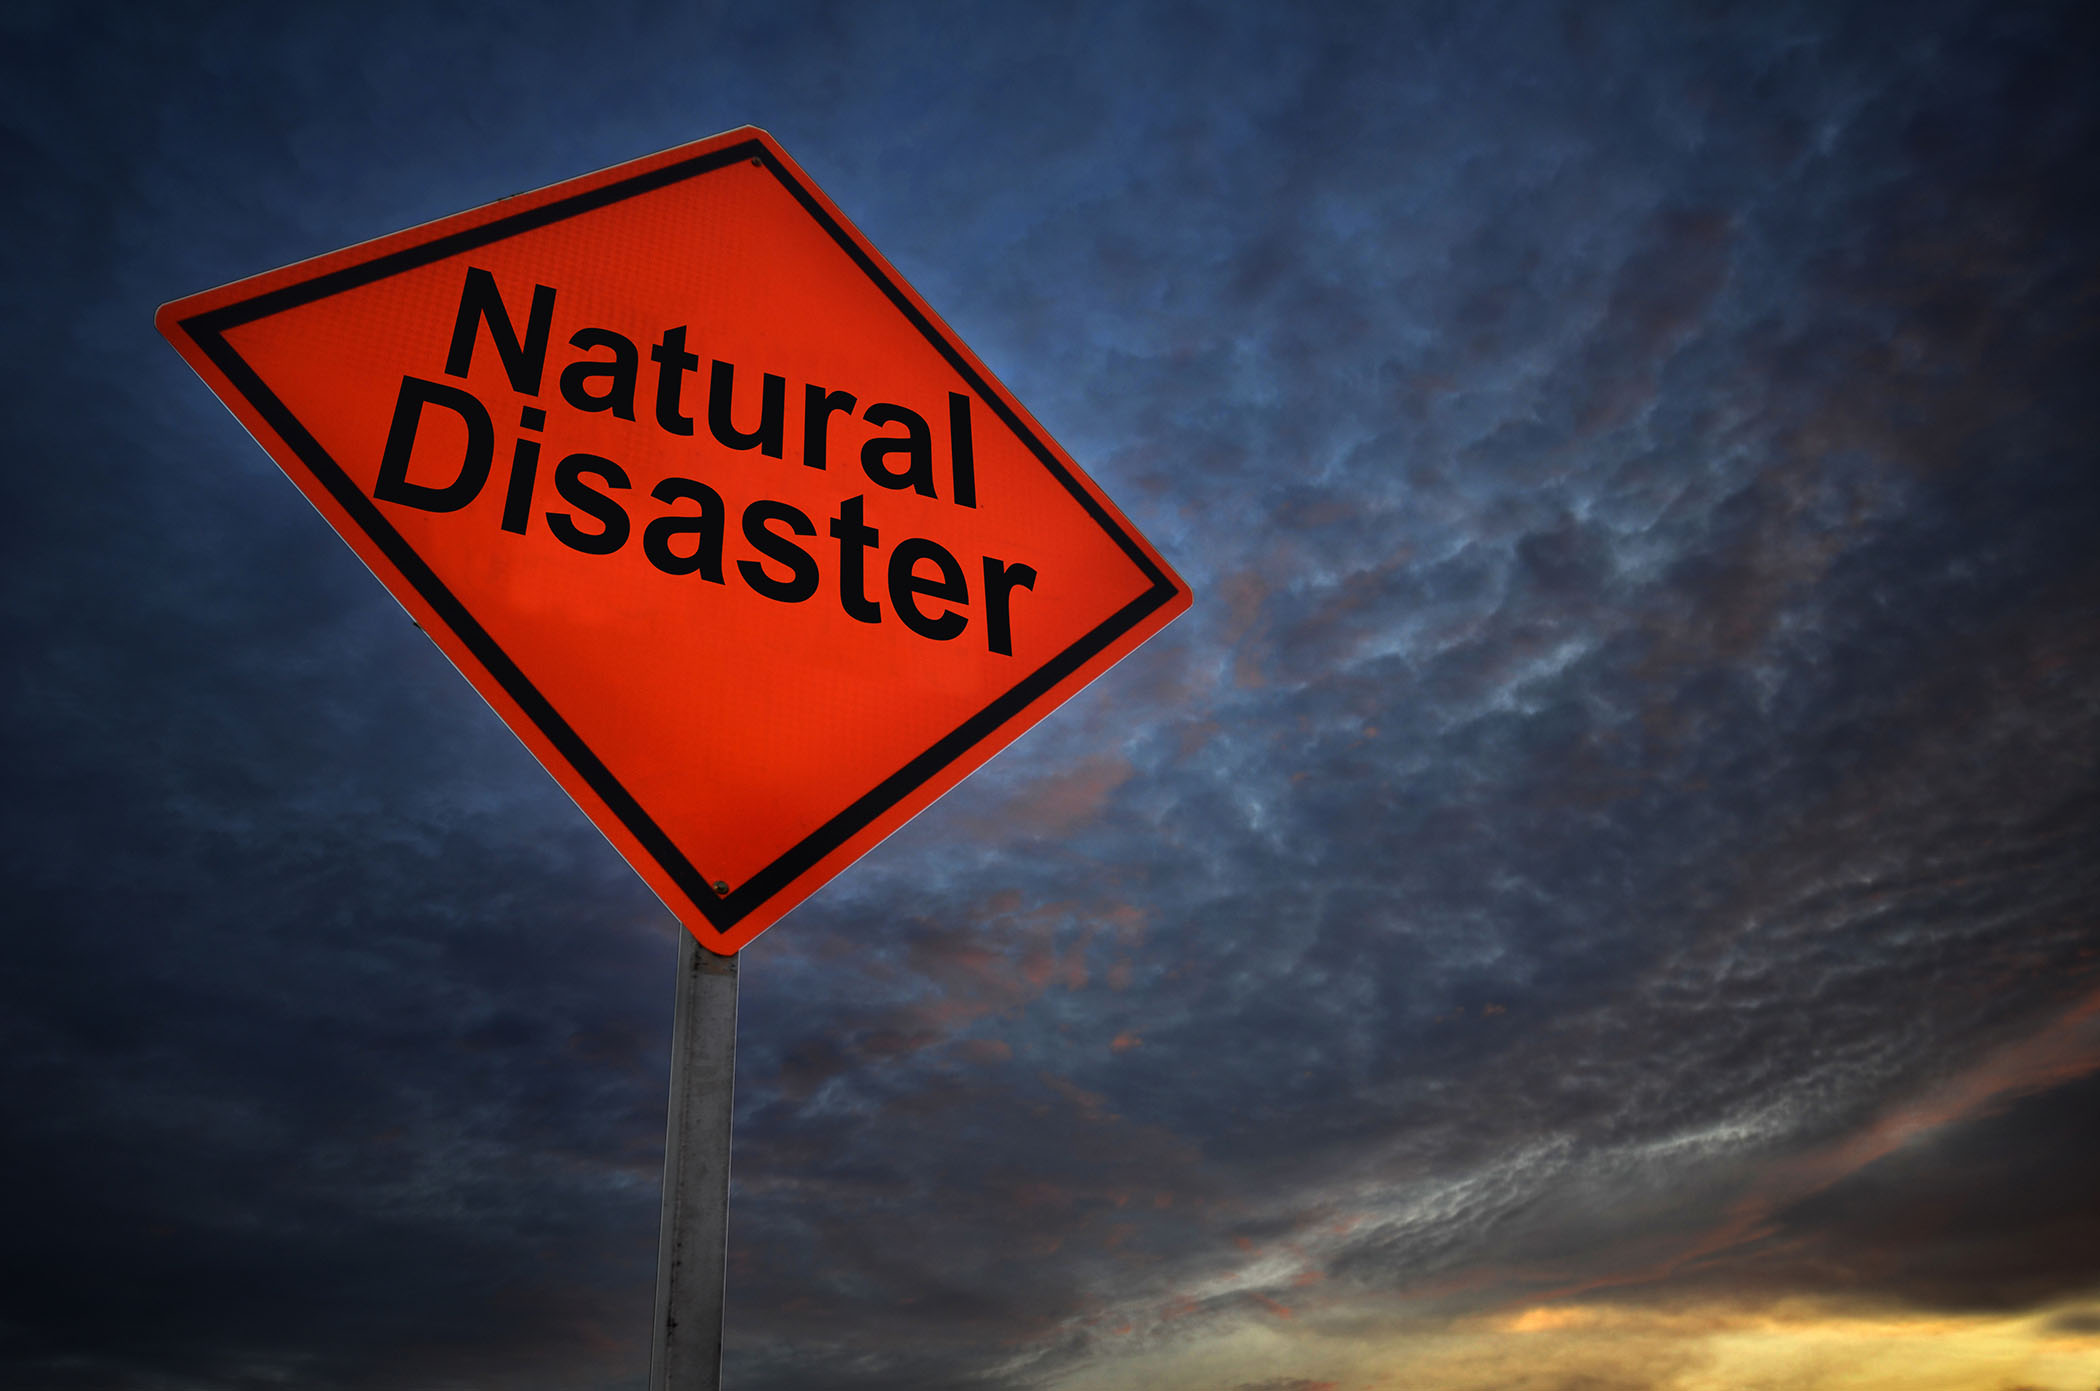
[158,127,1190,953]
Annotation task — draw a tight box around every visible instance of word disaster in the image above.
[378,268,1039,653]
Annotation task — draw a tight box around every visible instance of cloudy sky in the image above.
[6,2,2100,1389]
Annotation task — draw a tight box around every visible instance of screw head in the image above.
[712,881,730,896]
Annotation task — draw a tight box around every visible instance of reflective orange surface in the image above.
[158,128,1189,952]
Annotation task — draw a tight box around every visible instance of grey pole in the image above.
[649,930,740,1391]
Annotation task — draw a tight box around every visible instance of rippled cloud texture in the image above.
[5,2,2099,1388]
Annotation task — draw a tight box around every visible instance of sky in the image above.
[4,2,2099,1389]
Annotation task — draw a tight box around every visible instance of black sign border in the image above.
[172,137,1183,937]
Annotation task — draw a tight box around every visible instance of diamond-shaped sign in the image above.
[158,127,1190,953]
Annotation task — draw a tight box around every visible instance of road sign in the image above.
[158,127,1190,953]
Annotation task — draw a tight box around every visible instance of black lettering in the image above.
[643,478,727,581]
[709,360,785,457]
[651,327,700,436]
[888,538,968,642]
[558,328,639,420]
[827,494,881,623]
[443,267,555,395]
[803,384,858,470]
[502,406,547,535]
[860,402,937,497]
[501,438,540,535]
[982,557,1035,656]
[546,453,631,555]
[374,375,493,513]
[948,392,978,508]
[738,500,818,602]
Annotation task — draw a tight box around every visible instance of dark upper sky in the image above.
[5,2,2099,1388]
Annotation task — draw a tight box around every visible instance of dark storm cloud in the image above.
[712,3,2100,1377]
[4,1,2098,1388]
[1721,1065,2100,1313]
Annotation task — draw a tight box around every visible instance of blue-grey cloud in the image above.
[4,1,2098,1388]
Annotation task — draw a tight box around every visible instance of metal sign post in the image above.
[649,934,740,1391]
[156,125,1190,1384]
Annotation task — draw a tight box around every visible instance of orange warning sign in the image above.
[157,127,1190,954]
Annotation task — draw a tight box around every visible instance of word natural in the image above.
[375,268,1037,653]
